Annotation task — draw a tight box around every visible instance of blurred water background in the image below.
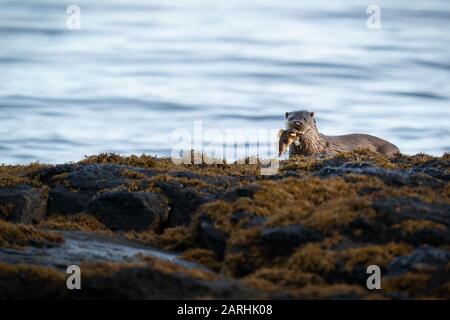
[0,0,449,164]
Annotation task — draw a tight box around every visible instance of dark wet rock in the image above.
[67,164,128,190]
[283,170,301,177]
[396,228,450,246]
[47,184,95,215]
[169,170,239,188]
[347,218,390,243]
[0,231,258,299]
[349,197,450,245]
[315,160,373,172]
[153,172,245,228]
[265,174,286,181]
[225,245,257,278]
[0,262,258,300]
[316,163,445,188]
[410,167,450,181]
[315,163,379,177]
[408,159,450,181]
[348,216,450,246]
[400,172,446,188]
[373,197,450,227]
[230,211,267,228]
[34,163,79,184]
[259,225,323,257]
[156,181,212,228]
[230,211,255,225]
[168,170,201,180]
[0,231,198,268]
[86,191,168,231]
[195,215,227,259]
[223,185,259,202]
[65,164,156,191]
[0,185,47,224]
[71,266,257,299]
[387,246,450,276]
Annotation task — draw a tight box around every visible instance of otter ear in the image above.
[285,112,290,119]
[310,112,314,118]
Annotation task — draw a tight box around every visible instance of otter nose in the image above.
[293,120,303,126]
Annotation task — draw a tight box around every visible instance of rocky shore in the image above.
[0,150,449,299]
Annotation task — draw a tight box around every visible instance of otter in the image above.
[281,110,400,157]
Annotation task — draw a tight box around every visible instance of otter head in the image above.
[285,110,316,134]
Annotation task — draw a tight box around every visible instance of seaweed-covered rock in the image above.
[348,216,450,246]
[387,246,450,276]
[0,220,64,249]
[407,158,450,181]
[373,197,450,227]
[259,225,323,257]
[195,215,228,259]
[35,163,78,184]
[230,211,267,228]
[67,164,130,191]
[0,151,449,299]
[223,185,260,202]
[316,163,445,188]
[0,259,259,299]
[86,191,168,231]
[0,185,47,223]
[156,180,211,228]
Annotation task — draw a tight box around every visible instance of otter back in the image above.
[284,110,400,158]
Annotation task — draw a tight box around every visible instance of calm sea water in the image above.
[1,0,449,164]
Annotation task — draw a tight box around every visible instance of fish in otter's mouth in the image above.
[278,129,299,156]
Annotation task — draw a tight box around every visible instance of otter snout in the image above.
[289,120,305,131]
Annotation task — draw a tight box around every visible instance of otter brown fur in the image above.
[283,110,400,157]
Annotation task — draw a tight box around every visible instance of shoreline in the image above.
[0,150,449,299]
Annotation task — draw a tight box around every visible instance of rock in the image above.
[316,163,445,188]
[86,191,168,231]
[47,184,95,215]
[223,185,259,202]
[35,164,78,184]
[315,162,376,178]
[155,181,211,228]
[0,260,259,299]
[283,170,301,177]
[196,215,227,259]
[373,197,450,227]
[76,266,258,299]
[347,218,390,243]
[0,185,47,223]
[66,164,156,191]
[154,171,242,228]
[387,246,450,276]
[224,245,257,278]
[168,170,240,189]
[230,211,266,228]
[396,228,450,247]
[408,159,450,181]
[350,198,450,245]
[259,225,323,257]
[67,164,128,190]
[0,151,448,299]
